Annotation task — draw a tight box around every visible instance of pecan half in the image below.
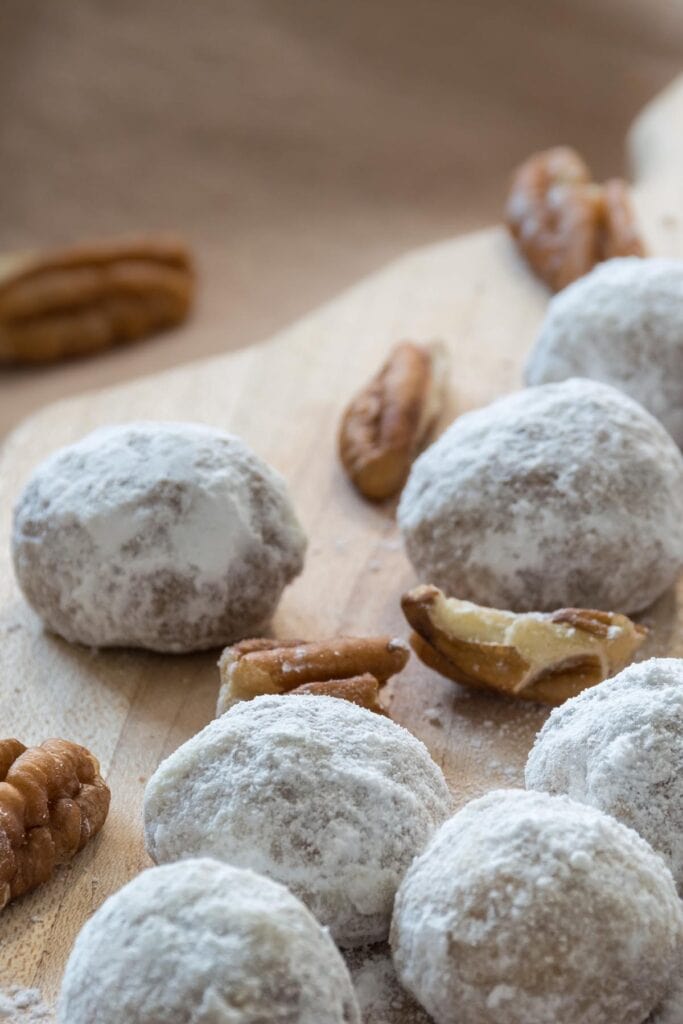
[216,635,409,715]
[0,738,110,910]
[401,584,647,706]
[0,236,194,364]
[505,146,644,291]
[338,340,448,501]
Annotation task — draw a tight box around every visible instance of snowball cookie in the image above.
[391,789,682,1024]
[526,657,683,890]
[144,694,451,947]
[11,422,306,652]
[58,858,361,1024]
[398,378,683,613]
[525,258,683,446]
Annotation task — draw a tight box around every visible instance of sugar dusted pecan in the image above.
[401,584,647,706]
[216,635,409,715]
[0,738,110,910]
[505,146,644,291]
[338,340,448,501]
[0,236,194,364]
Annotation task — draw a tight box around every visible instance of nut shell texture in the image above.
[144,695,451,947]
[525,258,683,446]
[391,789,682,1024]
[526,657,683,890]
[398,378,683,613]
[58,858,361,1024]
[11,422,306,652]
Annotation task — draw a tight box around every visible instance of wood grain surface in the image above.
[1,77,683,1016]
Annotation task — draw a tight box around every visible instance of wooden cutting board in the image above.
[2,77,683,1017]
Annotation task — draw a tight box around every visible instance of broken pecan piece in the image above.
[338,340,448,500]
[401,584,647,706]
[0,738,110,910]
[216,635,409,715]
[289,674,388,715]
[505,146,644,291]
[0,236,194,364]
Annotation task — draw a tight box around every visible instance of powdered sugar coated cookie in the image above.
[398,379,683,613]
[525,258,683,446]
[144,695,451,947]
[58,858,360,1024]
[526,657,683,890]
[391,789,682,1024]
[12,422,306,652]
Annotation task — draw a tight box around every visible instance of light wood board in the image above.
[2,77,683,1015]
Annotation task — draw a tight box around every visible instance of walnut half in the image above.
[0,738,110,910]
[338,340,448,501]
[0,235,194,364]
[216,636,410,716]
[505,146,644,292]
[401,584,647,705]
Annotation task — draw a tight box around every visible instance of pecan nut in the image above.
[338,339,448,500]
[0,236,194,364]
[289,674,388,715]
[216,635,409,715]
[0,738,110,910]
[401,584,647,706]
[505,146,644,291]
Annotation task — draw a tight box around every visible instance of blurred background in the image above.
[1,0,682,436]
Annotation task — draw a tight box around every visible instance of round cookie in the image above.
[526,657,683,890]
[58,858,361,1024]
[12,422,306,652]
[391,789,682,1024]
[525,258,683,446]
[144,695,451,947]
[398,378,683,613]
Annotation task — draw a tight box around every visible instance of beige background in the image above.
[1,0,683,436]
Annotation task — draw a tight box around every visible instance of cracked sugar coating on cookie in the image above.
[58,858,361,1024]
[144,695,451,947]
[525,258,683,446]
[11,422,306,652]
[398,378,683,613]
[526,657,683,891]
[391,790,683,1024]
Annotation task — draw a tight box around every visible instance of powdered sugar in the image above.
[58,858,360,1024]
[525,258,683,446]
[398,378,683,613]
[12,422,306,652]
[144,695,451,947]
[0,988,51,1021]
[526,657,683,890]
[391,789,682,1024]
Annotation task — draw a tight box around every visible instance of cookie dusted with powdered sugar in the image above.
[526,657,683,890]
[526,258,683,446]
[391,790,682,1024]
[398,378,683,613]
[11,422,306,652]
[59,859,361,1024]
[144,695,451,947]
